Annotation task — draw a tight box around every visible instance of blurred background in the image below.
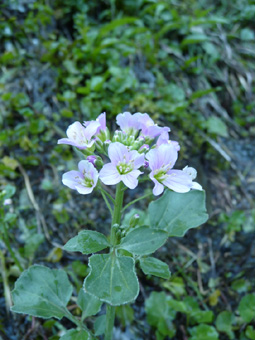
[0,0,255,339]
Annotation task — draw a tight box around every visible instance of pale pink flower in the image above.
[157,131,180,151]
[183,166,203,190]
[62,160,98,194]
[84,112,106,134]
[135,112,170,138]
[99,142,144,189]
[116,112,141,134]
[146,144,193,196]
[58,121,100,149]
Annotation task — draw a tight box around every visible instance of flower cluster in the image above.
[58,112,202,195]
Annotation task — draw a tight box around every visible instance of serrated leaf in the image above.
[63,230,110,254]
[118,226,168,255]
[139,257,170,279]
[238,294,255,323]
[149,190,208,237]
[11,265,72,319]
[60,329,90,340]
[84,254,139,306]
[77,289,102,320]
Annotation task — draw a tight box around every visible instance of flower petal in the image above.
[163,170,192,193]
[62,171,82,189]
[121,170,142,189]
[108,142,128,164]
[75,185,94,195]
[99,163,121,185]
[149,172,164,196]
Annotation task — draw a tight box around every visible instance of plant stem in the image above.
[65,310,92,335]
[105,305,115,340]
[105,182,125,340]
[121,192,152,213]
[100,190,113,216]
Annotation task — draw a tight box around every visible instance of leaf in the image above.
[94,314,106,336]
[216,311,235,339]
[60,329,90,340]
[98,17,139,37]
[189,324,219,340]
[84,254,139,306]
[246,326,255,340]
[63,230,110,254]
[11,265,73,319]
[116,305,134,327]
[206,116,228,137]
[139,257,170,279]
[238,294,255,323]
[182,34,209,46]
[118,226,168,255]
[77,289,102,320]
[149,190,208,237]
[190,87,221,101]
[145,292,176,338]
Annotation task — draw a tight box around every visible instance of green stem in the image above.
[105,305,115,340]
[100,190,113,216]
[2,223,23,272]
[105,182,125,340]
[65,310,93,335]
[121,192,152,213]
[100,188,115,203]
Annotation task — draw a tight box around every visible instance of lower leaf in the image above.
[84,254,139,306]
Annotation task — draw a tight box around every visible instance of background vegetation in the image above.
[0,0,255,339]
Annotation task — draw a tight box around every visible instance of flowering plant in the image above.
[11,112,208,339]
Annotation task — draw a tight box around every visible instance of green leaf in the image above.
[11,265,72,319]
[182,34,209,45]
[190,88,221,101]
[139,257,170,279]
[206,116,228,137]
[116,305,134,327]
[145,292,176,338]
[189,324,219,340]
[238,294,255,323]
[77,289,102,320]
[94,314,106,336]
[216,311,235,339]
[60,329,90,340]
[246,326,255,340]
[63,230,110,254]
[149,190,208,237]
[84,254,139,306]
[118,226,168,255]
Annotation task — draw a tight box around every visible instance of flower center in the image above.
[83,172,94,187]
[154,164,172,182]
[116,159,134,175]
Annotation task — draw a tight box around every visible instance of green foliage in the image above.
[145,292,176,339]
[189,324,219,340]
[77,289,102,320]
[11,265,73,319]
[216,311,235,339]
[63,230,110,254]
[139,257,170,279]
[118,226,168,255]
[84,254,139,306]
[238,294,255,323]
[60,329,90,340]
[149,190,208,236]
